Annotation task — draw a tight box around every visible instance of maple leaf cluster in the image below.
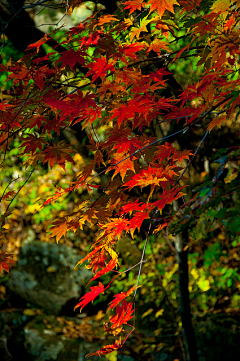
[1,0,240,357]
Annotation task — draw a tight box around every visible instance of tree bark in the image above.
[173,200,199,361]
[177,246,199,361]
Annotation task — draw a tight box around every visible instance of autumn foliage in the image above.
[1,0,240,357]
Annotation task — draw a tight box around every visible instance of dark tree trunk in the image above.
[173,199,199,361]
[0,1,67,54]
[0,1,118,54]
[177,247,199,361]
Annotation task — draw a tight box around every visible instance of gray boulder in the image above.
[23,314,136,361]
[7,240,92,314]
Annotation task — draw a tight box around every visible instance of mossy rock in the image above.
[24,314,107,361]
[7,241,92,314]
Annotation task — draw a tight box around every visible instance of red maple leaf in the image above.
[41,141,75,170]
[58,49,87,70]
[20,134,47,156]
[87,257,119,285]
[112,136,143,155]
[85,55,115,83]
[1,191,16,201]
[42,188,63,206]
[108,286,138,311]
[149,68,171,82]
[118,199,144,215]
[44,96,74,114]
[80,31,101,47]
[74,282,107,312]
[152,186,185,210]
[109,300,135,329]
[34,67,55,89]
[33,52,57,65]
[153,143,175,162]
[119,43,146,61]
[129,210,150,232]
[0,252,15,273]
[109,95,155,126]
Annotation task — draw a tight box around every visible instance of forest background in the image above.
[0,1,240,361]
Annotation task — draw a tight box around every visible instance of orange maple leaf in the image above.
[95,15,119,28]
[75,245,108,274]
[147,0,180,18]
[207,115,227,132]
[224,15,235,32]
[147,38,170,54]
[49,219,69,243]
[102,218,130,240]
[124,166,169,191]
[26,34,49,53]
[153,221,168,234]
[87,250,109,274]
[123,0,144,14]
[110,154,136,181]
[87,337,122,357]
[74,282,107,312]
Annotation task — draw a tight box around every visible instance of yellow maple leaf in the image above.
[211,0,231,14]
[129,17,151,41]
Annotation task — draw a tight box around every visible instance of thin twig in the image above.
[5,168,35,214]
[177,129,209,183]
[0,176,20,202]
